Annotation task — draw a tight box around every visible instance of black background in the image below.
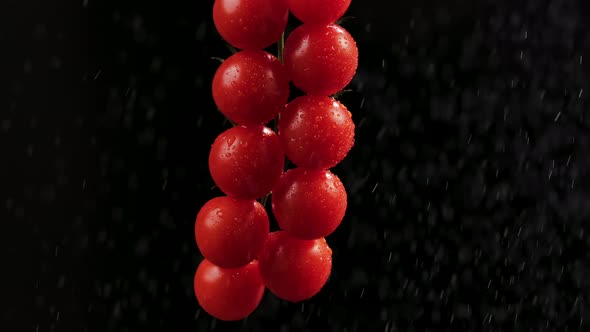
[4,0,590,331]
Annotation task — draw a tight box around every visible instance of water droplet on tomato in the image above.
[226,135,237,146]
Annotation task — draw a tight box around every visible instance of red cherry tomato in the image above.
[213,51,289,126]
[258,231,332,302]
[279,95,355,169]
[284,24,358,96]
[272,168,347,239]
[287,0,351,24]
[194,259,265,321]
[209,125,284,200]
[213,0,288,50]
[195,197,269,269]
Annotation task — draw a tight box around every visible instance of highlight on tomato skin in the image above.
[279,95,355,169]
[287,0,351,24]
[208,125,284,200]
[213,0,289,50]
[194,259,265,321]
[272,168,347,240]
[284,23,358,96]
[212,50,290,126]
[195,197,270,269]
[257,231,333,302]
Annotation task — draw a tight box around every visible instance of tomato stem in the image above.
[273,32,285,165]
[260,193,270,207]
[273,116,279,133]
[225,43,238,55]
[222,117,237,127]
[211,57,224,63]
[277,32,285,63]
[331,89,353,99]
[335,16,355,25]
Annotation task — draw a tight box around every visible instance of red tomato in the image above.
[194,259,265,321]
[279,95,355,169]
[287,0,351,24]
[195,197,269,269]
[258,231,332,302]
[213,51,289,126]
[209,125,284,200]
[284,24,358,96]
[272,168,347,239]
[213,0,288,50]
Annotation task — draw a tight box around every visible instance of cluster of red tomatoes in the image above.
[193,0,358,321]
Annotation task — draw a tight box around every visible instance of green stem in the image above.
[272,32,285,134]
[277,32,285,63]
[225,43,238,54]
[273,116,279,133]
[222,117,237,127]
[260,194,270,207]
[335,16,355,25]
[332,89,353,99]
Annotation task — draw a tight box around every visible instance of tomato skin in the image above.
[284,24,358,96]
[195,197,269,269]
[213,0,288,50]
[287,0,351,24]
[279,95,355,169]
[258,231,332,302]
[212,51,289,126]
[209,126,284,200]
[272,168,347,239]
[194,259,265,321]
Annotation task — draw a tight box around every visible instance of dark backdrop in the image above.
[4,0,590,331]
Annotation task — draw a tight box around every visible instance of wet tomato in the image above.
[258,231,332,302]
[194,259,265,321]
[195,197,269,268]
[272,168,347,239]
[279,95,355,169]
[209,125,284,200]
[284,24,358,96]
[212,50,289,126]
[213,0,288,50]
[287,0,351,24]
